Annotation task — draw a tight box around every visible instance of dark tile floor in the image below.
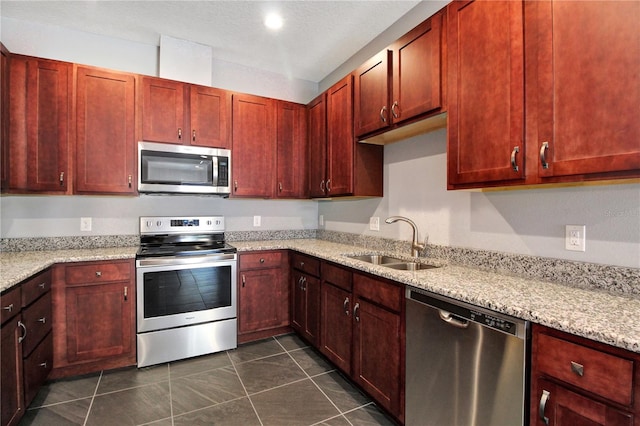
[20,334,396,426]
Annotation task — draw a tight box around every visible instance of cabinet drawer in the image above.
[65,260,132,285]
[537,333,633,406]
[291,253,320,277]
[21,291,52,356]
[322,262,352,292]
[354,273,402,313]
[21,268,51,307]
[23,331,53,407]
[240,251,284,270]
[1,286,21,324]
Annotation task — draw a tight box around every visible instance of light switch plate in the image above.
[369,217,380,231]
[565,225,586,251]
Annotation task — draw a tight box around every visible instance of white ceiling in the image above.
[0,0,423,83]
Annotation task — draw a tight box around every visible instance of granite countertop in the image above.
[1,240,638,353]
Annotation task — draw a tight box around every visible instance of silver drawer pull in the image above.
[539,390,550,425]
[343,297,350,316]
[96,271,102,277]
[18,321,27,343]
[511,146,520,172]
[39,361,48,369]
[38,317,46,324]
[3,304,13,313]
[570,361,584,377]
[353,303,360,322]
[39,282,46,289]
[540,142,549,169]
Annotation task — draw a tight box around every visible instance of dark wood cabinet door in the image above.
[276,101,307,198]
[1,318,24,426]
[353,296,401,417]
[354,50,391,137]
[303,274,321,346]
[392,11,444,124]
[23,332,52,408]
[141,76,187,144]
[534,379,633,426]
[531,0,640,180]
[1,45,9,193]
[65,281,133,363]
[326,74,354,196]
[447,0,526,187]
[231,93,276,197]
[9,57,70,193]
[291,270,306,334]
[307,93,327,198]
[239,268,288,334]
[189,85,231,149]
[320,282,352,374]
[75,67,136,194]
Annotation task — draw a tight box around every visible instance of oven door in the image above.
[136,253,237,333]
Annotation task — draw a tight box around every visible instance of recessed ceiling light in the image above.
[264,13,283,30]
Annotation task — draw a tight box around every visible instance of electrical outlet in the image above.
[80,217,92,232]
[369,217,380,231]
[319,215,324,227]
[565,225,586,252]
[253,215,261,227]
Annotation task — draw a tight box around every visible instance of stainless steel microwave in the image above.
[138,141,231,195]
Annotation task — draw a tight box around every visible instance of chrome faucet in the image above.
[385,216,426,257]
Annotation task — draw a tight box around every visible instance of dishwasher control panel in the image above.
[469,310,517,335]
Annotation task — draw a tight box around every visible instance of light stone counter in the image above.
[232,239,640,354]
[1,240,638,353]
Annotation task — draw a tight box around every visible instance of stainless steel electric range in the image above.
[135,216,237,367]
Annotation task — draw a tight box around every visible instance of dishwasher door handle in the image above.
[438,310,469,328]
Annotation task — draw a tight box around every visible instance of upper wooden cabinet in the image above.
[231,93,276,198]
[354,10,446,142]
[447,0,639,189]
[75,66,136,194]
[141,76,231,149]
[276,101,308,198]
[8,56,72,194]
[307,93,327,198]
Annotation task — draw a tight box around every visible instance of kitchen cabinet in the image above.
[75,66,136,194]
[352,272,404,421]
[8,55,71,193]
[290,253,321,346]
[276,101,308,198]
[1,286,24,426]
[141,76,231,148]
[309,75,383,198]
[51,260,135,378]
[238,251,290,343]
[447,0,639,189]
[1,44,9,193]
[319,262,353,374]
[231,93,276,198]
[354,10,445,140]
[531,325,640,426]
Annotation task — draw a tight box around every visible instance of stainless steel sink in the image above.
[384,262,440,271]
[347,254,405,265]
[346,254,440,271]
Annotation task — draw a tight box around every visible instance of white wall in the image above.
[319,130,640,268]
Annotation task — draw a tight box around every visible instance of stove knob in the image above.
[146,220,153,228]
[156,221,162,227]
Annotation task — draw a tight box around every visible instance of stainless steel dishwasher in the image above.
[406,287,529,426]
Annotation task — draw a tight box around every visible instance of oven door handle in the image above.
[137,253,237,267]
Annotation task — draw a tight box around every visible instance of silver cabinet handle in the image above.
[177,128,182,140]
[234,180,238,192]
[124,286,128,301]
[298,276,304,289]
[570,361,584,377]
[511,146,520,172]
[3,303,14,313]
[353,303,360,322]
[539,390,550,425]
[95,271,102,277]
[242,274,246,288]
[320,180,325,193]
[39,282,46,289]
[300,261,305,268]
[302,276,307,291]
[326,179,331,193]
[540,142,549,169]
[59,172,65,185]
[192,129,196,142]
[380,106,387,123]
[38,317,46,324]
[128,174,132,188]
[260,258,265,263]
[39,361,48,369]
[391,101,399,119]
[18,320,27,343]
[278,182,283,192]
[343,297,350,316]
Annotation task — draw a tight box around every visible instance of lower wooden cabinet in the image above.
[51,260,135,378]
[238,251,290,343]
[531,325,640,426]
[1,287,24,426]
[291,253,321,346]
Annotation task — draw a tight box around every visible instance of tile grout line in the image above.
[82,369,103,426]
[226,349,264,426]
[276,338,353,426]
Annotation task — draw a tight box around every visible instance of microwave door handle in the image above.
[212,156,219,186]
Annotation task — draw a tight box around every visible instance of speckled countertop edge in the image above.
[1,240,638,353]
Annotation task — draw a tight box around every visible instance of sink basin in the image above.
[347,254,405,265]
[384,262,440,271]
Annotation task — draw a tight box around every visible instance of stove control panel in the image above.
[140,216,224,234]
